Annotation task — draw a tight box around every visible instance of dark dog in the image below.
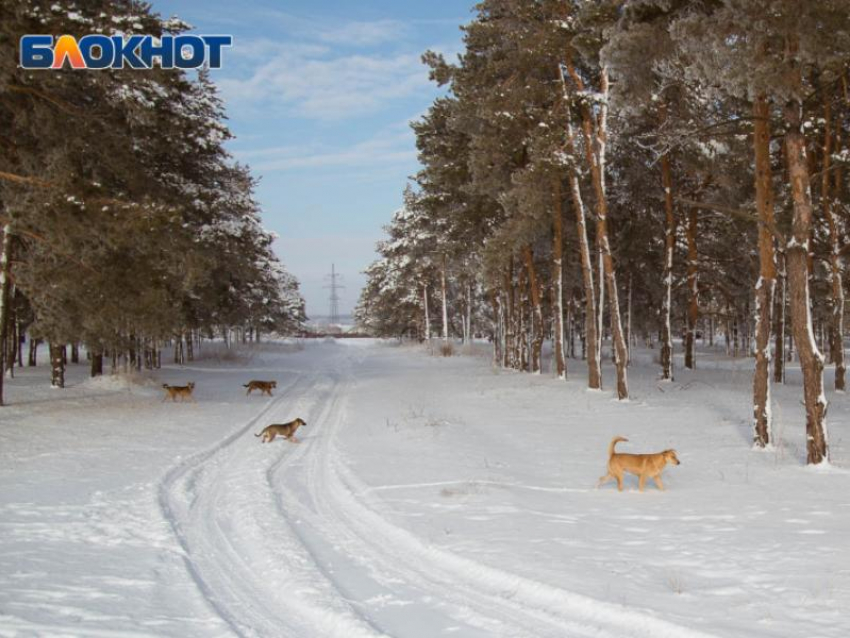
[254,418,307,443]
[162,382,196,402]
[244,380,277,396]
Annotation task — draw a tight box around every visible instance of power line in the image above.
[323,264,345,326]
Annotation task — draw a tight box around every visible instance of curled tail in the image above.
[608,436,628,459]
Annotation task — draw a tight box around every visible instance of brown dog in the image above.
[244,380,277,396]
[162,382,196,402]
[598,436,680,491]
[254,418,307,443]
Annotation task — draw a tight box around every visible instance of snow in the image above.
[1,340,848,637]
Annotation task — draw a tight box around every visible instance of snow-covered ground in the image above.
[1,339,848,637]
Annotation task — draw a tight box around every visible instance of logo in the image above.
[20,34,233,70]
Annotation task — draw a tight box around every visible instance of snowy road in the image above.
[2,340,848,637]
[159,344,718,638]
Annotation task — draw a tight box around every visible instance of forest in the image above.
[357,0,850,465]
[0,0,306,405]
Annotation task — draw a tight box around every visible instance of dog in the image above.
[254,418,307,443]
[244,380,277,396]
[597,436,680,491]
[162,382,196,402]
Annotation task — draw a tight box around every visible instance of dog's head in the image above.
[295,417,307,427]
[271,381,278,388]
[162,384,169,389]
[664,450,680,465]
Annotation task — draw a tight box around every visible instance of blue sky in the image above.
[153,0,471,316]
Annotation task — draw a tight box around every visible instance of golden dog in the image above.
[254,418,307,443]
[162,382,196,402]
[244,380,278,396]
[598,436,680,491]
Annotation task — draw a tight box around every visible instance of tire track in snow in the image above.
[268,361,613,637]
[158,372,385,638]
[305,361,722,638]
[268,373,528,637]
[158,348,722,638]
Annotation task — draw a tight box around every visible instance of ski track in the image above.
[158,350,721,638]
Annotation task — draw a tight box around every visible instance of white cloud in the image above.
[218,49,431,120]
[316,20,410,46]
[234,128,416,172]
[254,11,409,47]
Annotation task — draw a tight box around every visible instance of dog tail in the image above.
[254,432,261,437]
[609,436,629,459]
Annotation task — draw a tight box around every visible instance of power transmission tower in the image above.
[324,264,345,328]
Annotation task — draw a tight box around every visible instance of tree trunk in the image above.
[469,285,474,341]
[441,254,449,342]
[524,246,544,374]
[597,250,605,366]
[491,291,499,364]
[504,263,515,368]
[821,93,846,391]
[465,283,473,344]
[49,343,66,388]
[784,72,829,465]
[91,351,104,377]
[774,251,787,383]
[660,152,676,381]
[27,335,39,367]
[0,223,12,405]
[551,184,567,378]
[684,207,699,369]
[709,315,714,347]
[16,318,23,369]
[559,63,601,390]
[517,259,528,371]
[588,69,628,399]
[625,274,632,368]
[752,94,778,448]
[423,284,431,342]
[6,298,16,378]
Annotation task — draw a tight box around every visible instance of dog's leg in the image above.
[638,474,647,492]
[615,473,623,491]
[653,475,665,491]
[597,473,611,489]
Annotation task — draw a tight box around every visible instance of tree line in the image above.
[0,0,306,405]
[357,0,850,465]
